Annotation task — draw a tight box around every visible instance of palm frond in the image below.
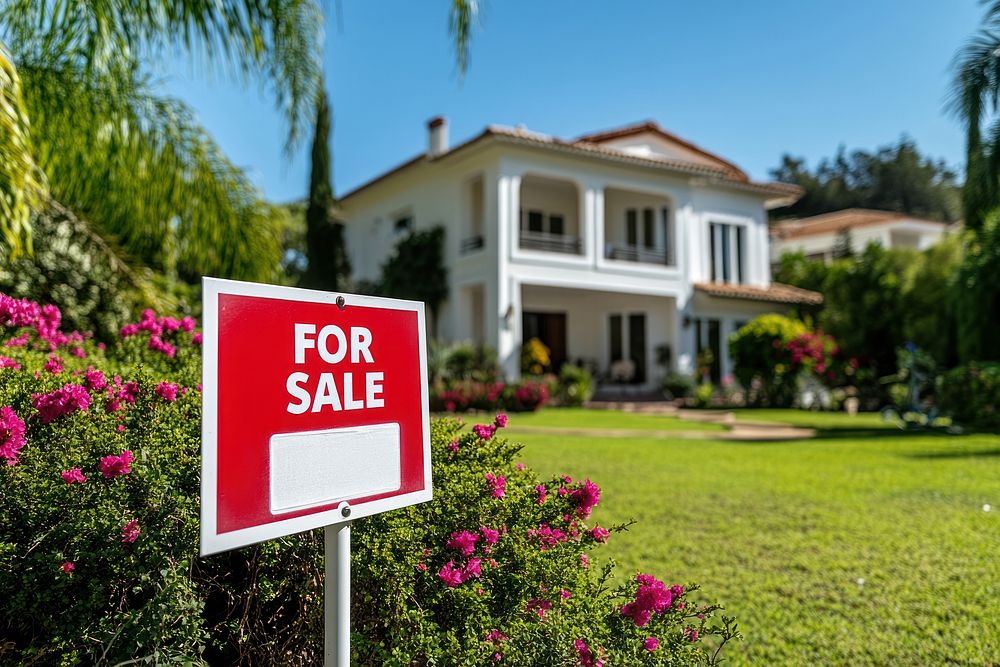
[449,0,479,77]
[20,60,283,282]
[0,0,323,149]
[0,46,44,255]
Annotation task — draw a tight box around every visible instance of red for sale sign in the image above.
[200,278,431,555]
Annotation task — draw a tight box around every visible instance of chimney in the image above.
[427,116,448,157]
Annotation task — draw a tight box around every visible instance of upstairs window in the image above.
[521,209,567,236]
[394,214,414,236]
[709,222,745,283]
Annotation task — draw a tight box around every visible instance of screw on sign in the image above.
[199,278,432,666]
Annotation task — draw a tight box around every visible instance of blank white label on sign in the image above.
[268,422,401,514]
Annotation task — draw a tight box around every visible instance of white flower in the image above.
[984,504,992,513]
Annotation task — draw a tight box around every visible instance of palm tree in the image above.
[0,0,480,280]
[952,0,1000,230]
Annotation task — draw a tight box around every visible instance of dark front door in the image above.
[628,313,647,384]
[523,312,568,370]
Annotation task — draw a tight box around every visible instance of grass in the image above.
[504,407,724,432]
[513,408,1000,665]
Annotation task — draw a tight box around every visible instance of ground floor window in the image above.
[693,317,722,383]
[608,313,647,384]
[523,311,567,370]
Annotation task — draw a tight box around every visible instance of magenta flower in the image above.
[569,479,601,518]
[560,589,572,599]
[84,368,107,391]
[192,332,203,345]
[574,639,604,666]
[473,423,497,440]
[180,316,196,332]
[437,561,465,588]
[580,553,589,568]
[525,598,552,619]
[494,413,508,428]
[155,381,179,402]
[463,557,482,579]
[0,406,27,466]
[61,468,87,484]
[447,439,459,454]
[480,526,500,545]
[535,484,547,505]
[32,384,91,423]
[446,530,480,556]
[528,523,568,550]
[620,574,673,627]
[589,526,610,543]
[644,637,660,652]
[148,335,176,357]
[121,519,141,543]
[485,629,509,643]
[485,473,506,498]
[684,628,699,642]
[61,561,75,574]
[99,450,135,479]
[0,356,21,369]
[515,462,525,470]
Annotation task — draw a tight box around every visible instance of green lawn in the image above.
[505,407,724,432]
[513,408,1000,665]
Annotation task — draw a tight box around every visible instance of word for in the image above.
[286,323,384,413]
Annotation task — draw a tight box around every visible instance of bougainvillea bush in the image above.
[1,293,738,665]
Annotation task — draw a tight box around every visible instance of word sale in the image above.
[285,323,385,413]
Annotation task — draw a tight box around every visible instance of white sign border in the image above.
[200,277,432,556]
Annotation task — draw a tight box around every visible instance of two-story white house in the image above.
[338,118,820,387]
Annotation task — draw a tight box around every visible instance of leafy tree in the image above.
[302,88,351,291]
[378,228,449,335]
[769,139,960,222]
[954,212,1000,362]
[831,229,854,259]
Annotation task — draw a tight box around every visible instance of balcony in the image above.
[520,230,582,255]
[605,243,675,266]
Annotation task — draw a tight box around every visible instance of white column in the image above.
[497,174,521,380]
[592,186,605,269]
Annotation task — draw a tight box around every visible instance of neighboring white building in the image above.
[769,208,951,265]
[339,118,820,387]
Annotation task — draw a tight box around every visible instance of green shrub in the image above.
[521,337,551,376]
[661,373,695,400]
[938,362,1000,429]
[691,383,715,409]
[729,315,808,407]
[557,364,594,407]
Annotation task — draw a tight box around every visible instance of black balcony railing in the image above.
[519,231,582,255]
[460,235,484,254]
[605,243,675,266]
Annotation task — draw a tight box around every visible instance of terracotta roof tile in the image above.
[693,281,823,305]
[770,208,947,240]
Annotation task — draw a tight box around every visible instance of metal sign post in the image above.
[325,516,351,666]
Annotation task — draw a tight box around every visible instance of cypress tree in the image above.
[303,87,350,290]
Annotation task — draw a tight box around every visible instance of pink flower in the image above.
[463,557,482,580]
[116,424,126,433]
[32,384,91,423]
[437,561,465,587]
[119,323,140,337]
[515,462,525,470]
[84,368,107,391]
[574,639,603,667]
[535,484,547,505]
[61,561,75,574]
[121,519,141,543]
[580,553,589,568]
[480,526,500,545]
[61,468,86,484]
[446,530,480,556]
[525,598,552,619]
[0,356,21,370]
[148,335,176,357]
[485,473,506,498]
[99,450,135,479]
[528,523,568,550]
[447,439,459,454]
[485,629,509,643]
[155,381,179,402]
[620,574,673,627]
[644,637,660,652]
[569,479,601,518]
[0,406,27,466]
[494,413,508,428]
[684,628,699,642]
[473,423,497,440]
[560,589,572,599]
[416,562,428,572]
[180,316,196,332]
[192,332,203,345]
[589,526,610,543]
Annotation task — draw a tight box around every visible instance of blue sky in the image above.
[164,0,983,202]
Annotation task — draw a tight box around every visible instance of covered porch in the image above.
[509,283,681,388]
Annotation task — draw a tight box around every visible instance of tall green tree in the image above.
[770,139,960,222]
[302,87,351,290]
[378,227,449,335]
